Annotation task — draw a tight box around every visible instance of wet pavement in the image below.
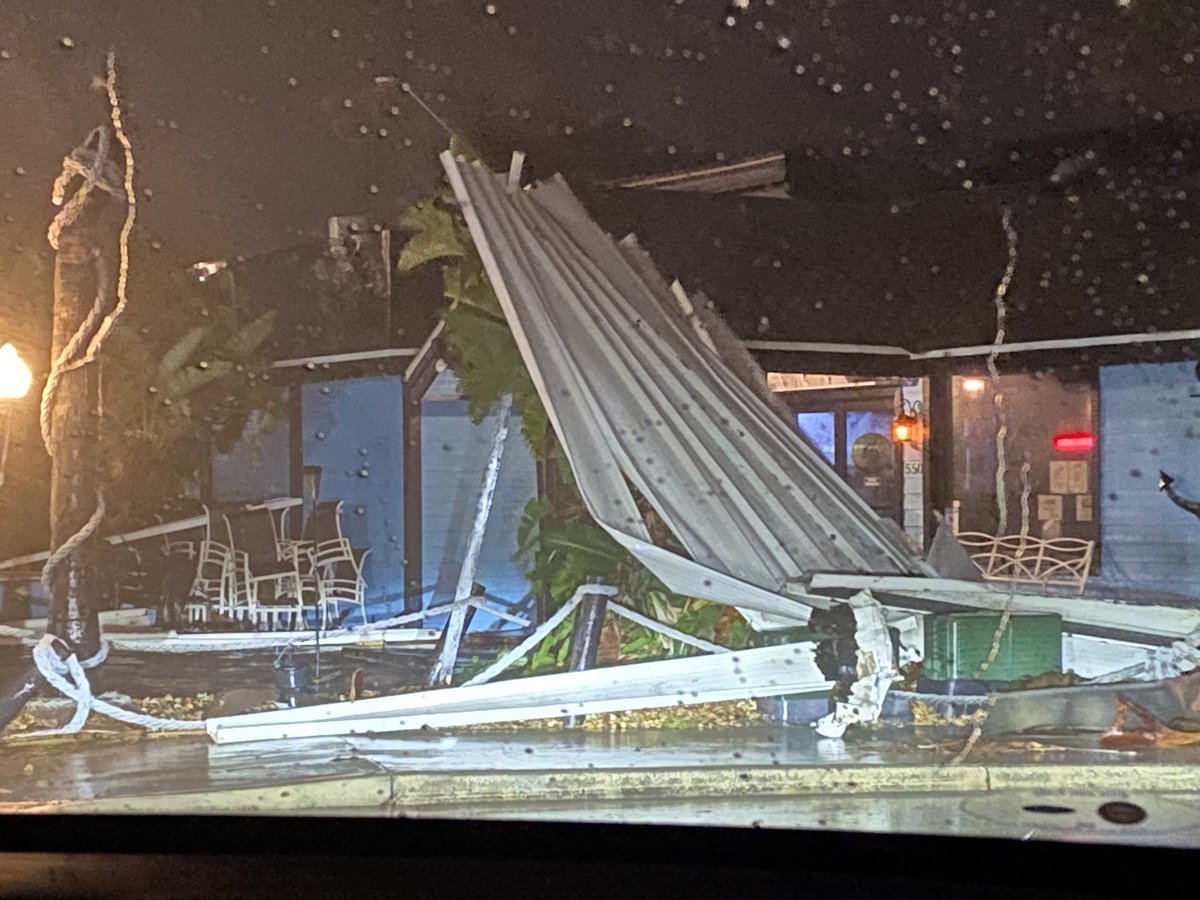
[429,790,1200,846]
[4,720,1200,835]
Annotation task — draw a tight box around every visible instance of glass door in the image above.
[787,388,903,527]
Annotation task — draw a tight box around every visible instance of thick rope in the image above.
[1018,459,1033,539]
[947,600,1013,766]
[40,492,106,592]
[987,206,1018,535]
[84,49,137,364]
[47,127,120,250]
[40,257,111,453]
[27,635,201,734]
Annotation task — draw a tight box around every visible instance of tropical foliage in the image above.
[99,248,281,530]
[397,143,751,671]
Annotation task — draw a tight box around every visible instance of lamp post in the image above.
[0,343,33,489]
[0,343,34,728]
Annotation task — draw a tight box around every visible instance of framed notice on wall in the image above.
[1038,494,1064,521]
[1076,494,1093,522]
[1067,461,1089,494]
[1049,461,1070,494]
[1049,460,1090,494]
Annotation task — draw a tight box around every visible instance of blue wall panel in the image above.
[1098,362,1200,600]
[421,390,538,632]
[302,377,405,616]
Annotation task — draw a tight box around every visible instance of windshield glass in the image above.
[2,0,1200,846]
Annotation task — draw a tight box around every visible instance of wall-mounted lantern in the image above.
[893,400,925,445]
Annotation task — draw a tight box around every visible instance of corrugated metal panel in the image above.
[442,155,928,620]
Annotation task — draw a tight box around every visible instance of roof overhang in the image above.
[745,326,1200,367]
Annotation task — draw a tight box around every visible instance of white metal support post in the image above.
[427,395,513,686]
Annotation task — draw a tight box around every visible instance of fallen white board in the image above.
[805,574,1200,642]
[207,641,829,744]
[105,628,441,651]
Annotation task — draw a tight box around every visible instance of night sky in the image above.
[2,0,1198,262]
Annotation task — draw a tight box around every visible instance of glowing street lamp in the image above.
[0,343,32,400]
[0,342,32,490]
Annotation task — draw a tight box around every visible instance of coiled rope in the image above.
[25,635,201,735]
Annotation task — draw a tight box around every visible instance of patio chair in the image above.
[278,500,346,611]
[313,538,371,629]
[187,539,234,623]
[303,500,347,545]
[225,548,305,631]
[158,500,206,561]
[223,507,306,630]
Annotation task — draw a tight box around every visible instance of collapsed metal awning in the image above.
[442,153,930,624]
[206,641,831,743]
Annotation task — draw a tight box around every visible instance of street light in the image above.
[0,343,32,400]
[0,342,32,490]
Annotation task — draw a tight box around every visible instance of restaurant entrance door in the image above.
[785,386,903,527]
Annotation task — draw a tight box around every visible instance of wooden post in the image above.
[401,346,440,614]
[926,367,955,550]
[563,583,610,728]
[45,195,111,662]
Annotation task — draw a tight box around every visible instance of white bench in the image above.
[957,532,1096,595]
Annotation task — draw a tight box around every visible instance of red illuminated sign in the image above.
[1053,431,1095,453]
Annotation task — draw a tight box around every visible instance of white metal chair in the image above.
[189,539,234,618]
[313,538,371,629]
[225,549,306,631]
[957,531,1096,595]
[223,509,306,630]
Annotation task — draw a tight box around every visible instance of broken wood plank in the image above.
[206,641,829,744]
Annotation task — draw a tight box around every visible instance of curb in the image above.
[14,763,1200,815]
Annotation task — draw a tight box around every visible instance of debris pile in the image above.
[909,699,986,729]
[462,699,763,732]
